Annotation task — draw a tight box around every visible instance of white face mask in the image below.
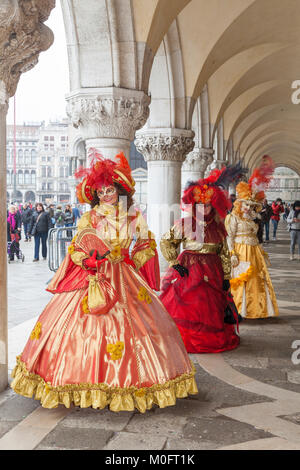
[97,186,117,198]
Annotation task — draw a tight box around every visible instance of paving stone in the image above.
[125,409,187,438]
[0,421,19,439]
[36,426,114,450]
[0,394,40,422]
[103,431,166,450]
[61,407,133,431]
[165,437,216,450]
[182,415,274,447]
[280,413,300,425]
[287,371,300,384]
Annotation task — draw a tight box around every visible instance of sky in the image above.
[7,2,69,125]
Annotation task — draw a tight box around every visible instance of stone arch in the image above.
[25,191,36,203]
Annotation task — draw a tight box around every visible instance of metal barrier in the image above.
[48,226,77,272]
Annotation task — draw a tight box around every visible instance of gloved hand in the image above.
[83,250,108,270]
[231,254,239,268]
[123,255,136,269]
[222,279,230,291]
[173,264,189,277]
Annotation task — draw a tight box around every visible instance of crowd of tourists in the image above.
[6,202,82,262]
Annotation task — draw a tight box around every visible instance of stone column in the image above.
[0,0,55,392]
[209,159,228,171]
[135,129,194,272]
[66,87,150,162]
[0,81,8,391]
[182,147,214,189]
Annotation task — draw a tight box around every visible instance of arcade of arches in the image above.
[1,0,300,390]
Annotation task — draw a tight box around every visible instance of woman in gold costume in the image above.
[11,150,197,413]
[225,156,279,319]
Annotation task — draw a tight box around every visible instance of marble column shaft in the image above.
[135,130,194,271]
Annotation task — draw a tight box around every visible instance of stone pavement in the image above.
[0,223,300,450]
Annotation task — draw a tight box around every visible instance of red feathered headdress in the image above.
[75,149,135,204]
[182,162,246,218]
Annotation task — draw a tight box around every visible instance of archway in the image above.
[24,191,36,203]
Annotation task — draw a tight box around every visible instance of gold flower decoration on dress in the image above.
[106,341,124,360]
[81,295,90,314]
[68,244,75,255]
[30,322,42,340]
[149,239,157,250]
[110,246,122,259]
[138,286,152,304]
[135,388,146,397]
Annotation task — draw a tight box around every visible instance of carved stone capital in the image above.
[135,131,195,162]
[66,88,151,141]
[0,80,8,115]
[0,0,55,97]
[182,147,214,173]
[209,159,228,171]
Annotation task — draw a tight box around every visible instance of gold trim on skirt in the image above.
[11,356,198,413]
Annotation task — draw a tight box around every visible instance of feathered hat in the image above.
[182,162,247,218]
[235,155,274,209]
[75,149,135,204]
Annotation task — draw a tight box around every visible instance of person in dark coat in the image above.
[21,203,33,241]
[7,205,22,261]
[64,204,75,238]
[260,198,273,243]
[29,202,51,262]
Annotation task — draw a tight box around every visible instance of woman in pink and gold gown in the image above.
[11,151,197,413]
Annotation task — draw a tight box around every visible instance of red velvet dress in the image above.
[159,211,240,353]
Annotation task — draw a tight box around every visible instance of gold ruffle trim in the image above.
[11,356,198,413]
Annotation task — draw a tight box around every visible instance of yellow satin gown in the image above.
[225,212,279,319]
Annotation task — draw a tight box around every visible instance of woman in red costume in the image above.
[159,165,244,353]
[11,150,197,413]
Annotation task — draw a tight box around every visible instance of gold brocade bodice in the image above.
[71,203,156,271]
[225,213,259,249]
[160,219,231,279]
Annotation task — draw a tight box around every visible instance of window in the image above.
[60,157,64,162]
[44,136,49,141]
[50,144,54,150]
[44,144,49,150]
[6,171,10,185]
[47,156,52,162]
[59,167,64,178]
[18,171,23,185]
[24,149,30,165]
[24,171,30,185]
[42,156,46,162]
[31,171,36,185]
[61,136,66,141]
[42,167,46,177]
[50,136,54,141]
[65,167,69,178]
[18,149,23,164]
[47,182,53,190]
[31,149,36,165]
[47,167,52,177]
[42,182,46,190]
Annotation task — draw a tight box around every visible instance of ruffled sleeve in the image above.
[160,222,184,267]
[131,211,157,271]
[69,212,91,267]
[218,238,231,280]
[130,211,160,290]
[225,213,238,254]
